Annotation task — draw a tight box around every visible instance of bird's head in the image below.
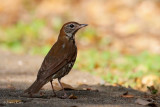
[59,22,88,40]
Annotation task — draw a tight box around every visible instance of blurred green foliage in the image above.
[0,19,46,53]
[75,49,160,90]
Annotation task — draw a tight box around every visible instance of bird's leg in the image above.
[58,78,68,99]
[29,93,32,98]
[50,80,56,97]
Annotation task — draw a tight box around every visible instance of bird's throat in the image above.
[66,33,75,41]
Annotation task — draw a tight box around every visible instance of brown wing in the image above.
[37,41,77,81]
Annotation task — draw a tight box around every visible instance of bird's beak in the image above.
[79,24,88,28]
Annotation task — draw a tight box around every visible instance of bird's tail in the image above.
[24,79,46,94]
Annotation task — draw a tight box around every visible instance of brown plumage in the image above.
[24,22,88,98]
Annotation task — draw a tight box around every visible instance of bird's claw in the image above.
[52,94,56,97]
[58,94,68,99]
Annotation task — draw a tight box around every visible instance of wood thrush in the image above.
[24,22,88,98]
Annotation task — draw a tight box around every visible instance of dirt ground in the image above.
[0,50,159,107]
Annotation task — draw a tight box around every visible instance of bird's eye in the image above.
[69,24,74,28]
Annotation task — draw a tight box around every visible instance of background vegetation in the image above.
[0,0,160,93]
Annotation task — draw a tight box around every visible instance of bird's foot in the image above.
[51,94,56,97]
[29,94,33,98]
[58,93,68,99]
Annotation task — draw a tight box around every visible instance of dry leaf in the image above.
[70,106,78,107]
[123,91,128,95]
[121,94,134,98]
[86,88,92,91]
[6,99,22,104]
[121,91,134,98]
[69,94,77,99]
[7,84,15,90]
[135,98,156,106]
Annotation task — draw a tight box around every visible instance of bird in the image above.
[24,21,88,98]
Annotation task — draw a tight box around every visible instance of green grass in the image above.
[0,19,46,53]
[74,49,160,90]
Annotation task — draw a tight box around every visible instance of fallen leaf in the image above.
[135,98,157,106]
[143,94,157,100]
[121,91,134,98]
[70,106,78,107]
[6,99,22,104]
[69,94,77,99]
[123,91,128,95]
[7,84,15,90]
[121,94,134,98]
[86,88,92,91]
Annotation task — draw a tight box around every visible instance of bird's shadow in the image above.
[0,81,146,99]
[16,87,99,99]
[1,81,159,107]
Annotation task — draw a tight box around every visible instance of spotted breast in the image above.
[52,61,76,79]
